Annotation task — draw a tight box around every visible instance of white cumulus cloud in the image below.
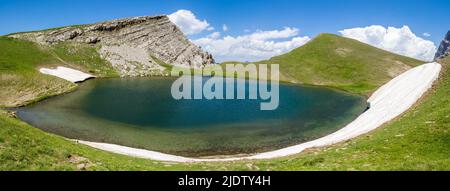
[207,32,221,39]
[193,27,311,62]
[222,24,228,32]
[168,10,210,35]
[339,25,436,61]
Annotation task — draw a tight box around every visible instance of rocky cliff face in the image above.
[9,15,215,77]
[434,30,450,61]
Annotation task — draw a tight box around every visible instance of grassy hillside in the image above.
[0,57,448,170]
[0,36,117,107]
[223,34,424,94]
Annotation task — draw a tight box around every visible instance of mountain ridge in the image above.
[8,15,215,77]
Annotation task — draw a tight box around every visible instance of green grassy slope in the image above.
[51,42,118,77]
[223,34,424,94]
[0,57,448,170]
[0,36,117,107]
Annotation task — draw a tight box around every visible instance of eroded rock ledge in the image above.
[10,15,215,77]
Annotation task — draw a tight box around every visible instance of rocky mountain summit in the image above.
[9,15,215,76]
[434,30,450,61]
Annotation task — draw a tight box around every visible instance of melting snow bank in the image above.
[77,62,442,162]
[40,66,95,83]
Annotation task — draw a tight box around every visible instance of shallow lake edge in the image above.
[32,63,439,162]
[10,74,375,160]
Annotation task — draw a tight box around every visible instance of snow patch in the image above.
[39,66,94,83]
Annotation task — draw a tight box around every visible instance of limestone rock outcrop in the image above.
[10,15,215,76]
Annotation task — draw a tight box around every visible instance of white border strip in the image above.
[76,62,442,162]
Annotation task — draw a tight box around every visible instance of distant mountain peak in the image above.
[434,30,450,61]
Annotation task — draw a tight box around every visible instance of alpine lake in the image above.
[17,77,367,157]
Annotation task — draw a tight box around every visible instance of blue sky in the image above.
[0,0,449,61]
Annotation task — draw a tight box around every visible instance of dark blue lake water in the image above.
[17,77,367,157]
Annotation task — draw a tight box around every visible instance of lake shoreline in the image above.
[17,75,366,157]
[64,63,441,162]
[8,63,441,162]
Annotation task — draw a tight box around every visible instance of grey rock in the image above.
[85,36,100,44]
[10,15,215,77]
[434,30,450,61]
[46,28,83,44]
